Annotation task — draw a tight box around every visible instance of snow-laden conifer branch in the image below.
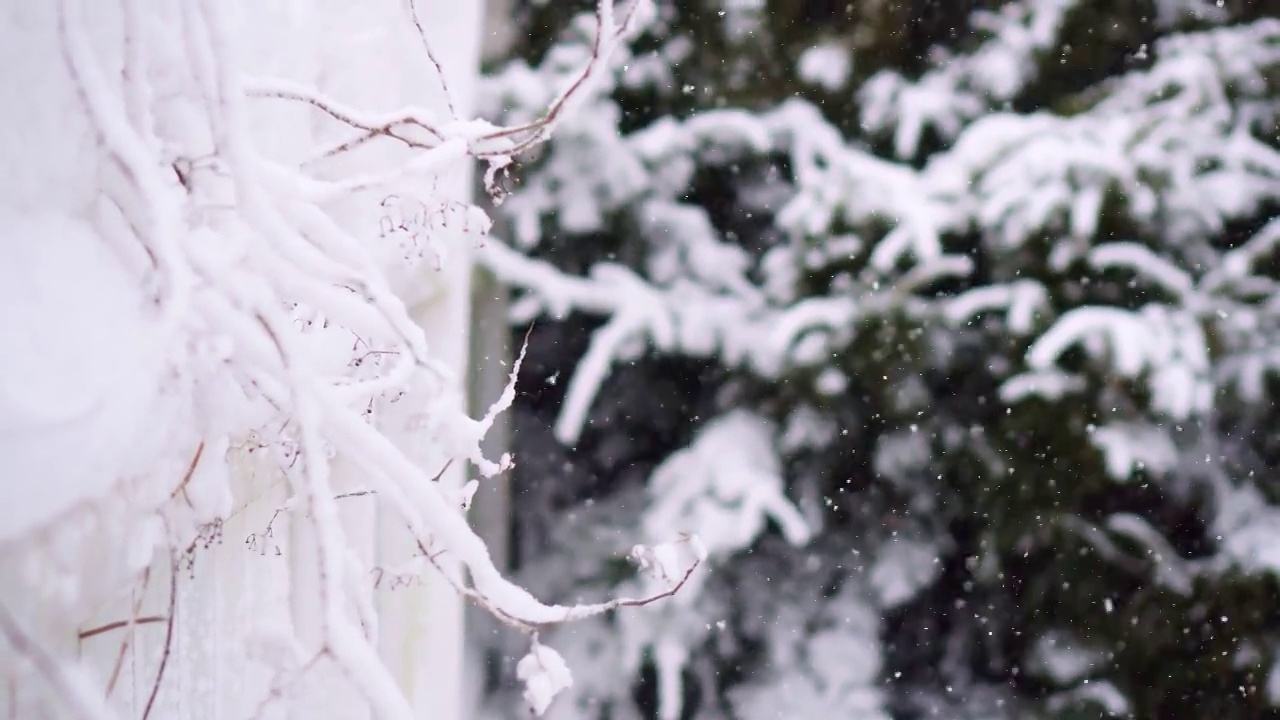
[478,4,1280,718]
[859,0,1232,158]
[481,16,1280,446]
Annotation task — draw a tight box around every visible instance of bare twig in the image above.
[474,0,642,158]
[78,616,168,642]
[431,459,453,482]
[104,567,153,697]
[407,0,458,120]
[333,490,378,500]
[244,80,445,160]
[410,531,703,636]
[248,1,637,168]
[247,652,325,720]
[169,440,205,503]
[140,554,179,720]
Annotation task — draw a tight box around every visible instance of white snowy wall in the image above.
[0,1,484,718]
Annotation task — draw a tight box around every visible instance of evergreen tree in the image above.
[479,2,1280,718]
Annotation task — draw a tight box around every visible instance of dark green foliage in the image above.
[483,2,1280,719]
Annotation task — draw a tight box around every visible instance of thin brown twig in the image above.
[245,87,393,137]
[407,0,458,120]
[613,559,699,610]
[263,507,286,539]
[475,1,611,143]
[385,455,703,637]
[105,567,153,696]
[79,616,167,641]
[321,123,429,159]
[332,486,376,499]
[248,652,325,720]
[474,0,641,158]
[252,1,634,165]
[412,536,538,631]
[409,530,702,637]
[247,85,444,159]
[431,458,453,482]
[312,129,383,161]
[258,482,384,545]
[255,312,286,359]
[141,554,179,720]
[169,440,205,503]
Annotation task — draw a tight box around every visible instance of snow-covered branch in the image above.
[2,0,694,716]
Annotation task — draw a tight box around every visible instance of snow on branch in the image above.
[859,0,1230,158]
[481,236,966,444]
[479,7,1280,519]
[6,0,693,717]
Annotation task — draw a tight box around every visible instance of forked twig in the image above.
[169,441,205,504]
[473,0,643,158]
[247,652,325,720]
[248,1,638,166]
[245,81,445,160]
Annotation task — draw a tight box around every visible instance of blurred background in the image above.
[472,2,1280,719]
